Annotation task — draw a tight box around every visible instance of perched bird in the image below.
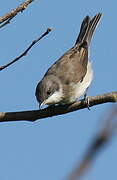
[35,13,102,108]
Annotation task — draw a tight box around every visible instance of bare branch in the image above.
[66,105,117,180]
[0,0,35,28]
[0,91,117,123]
[0,16,15,29]
[0,28,52,71]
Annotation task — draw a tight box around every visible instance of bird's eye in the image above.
[46,90,51,96]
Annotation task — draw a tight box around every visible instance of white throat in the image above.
[42,91,63,105]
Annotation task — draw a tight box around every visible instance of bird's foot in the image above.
[83,94,91,110]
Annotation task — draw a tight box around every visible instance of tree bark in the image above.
[0,91,117,122]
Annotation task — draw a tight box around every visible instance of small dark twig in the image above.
[67,105,117,180]
[0,0,35,28]
[0,16,15,29]
[0,28,52,71]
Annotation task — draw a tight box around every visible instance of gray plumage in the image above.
[35,13,102,107]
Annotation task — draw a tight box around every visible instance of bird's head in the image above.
[35,75,62,108]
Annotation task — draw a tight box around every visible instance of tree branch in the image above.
[0,92,117,122]
[0,0,35,28]
[66,105,117,180]
[0,28,52,71]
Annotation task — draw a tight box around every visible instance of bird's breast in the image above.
[62,61,93,103]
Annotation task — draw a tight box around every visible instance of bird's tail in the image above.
[75,13,102,46]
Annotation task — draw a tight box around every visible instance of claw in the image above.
[83,93,91,110]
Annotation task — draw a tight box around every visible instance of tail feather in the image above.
[75,13,102,46]
[75,16,90,45]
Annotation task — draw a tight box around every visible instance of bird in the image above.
[35,13,102,108]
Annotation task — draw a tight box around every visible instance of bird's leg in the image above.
[83,88,90,110]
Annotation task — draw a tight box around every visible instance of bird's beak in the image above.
[39,100,46,109]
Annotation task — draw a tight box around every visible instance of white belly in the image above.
[69,61,93,102]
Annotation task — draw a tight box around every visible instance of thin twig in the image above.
[0,0,35,28]
[66,105,117,180]
[0,92,117,122]
[0,16,15,29]
[0,28,52,71]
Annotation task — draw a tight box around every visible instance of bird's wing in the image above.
[45,45,88,84]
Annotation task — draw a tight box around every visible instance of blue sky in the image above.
[0,0,117,180]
